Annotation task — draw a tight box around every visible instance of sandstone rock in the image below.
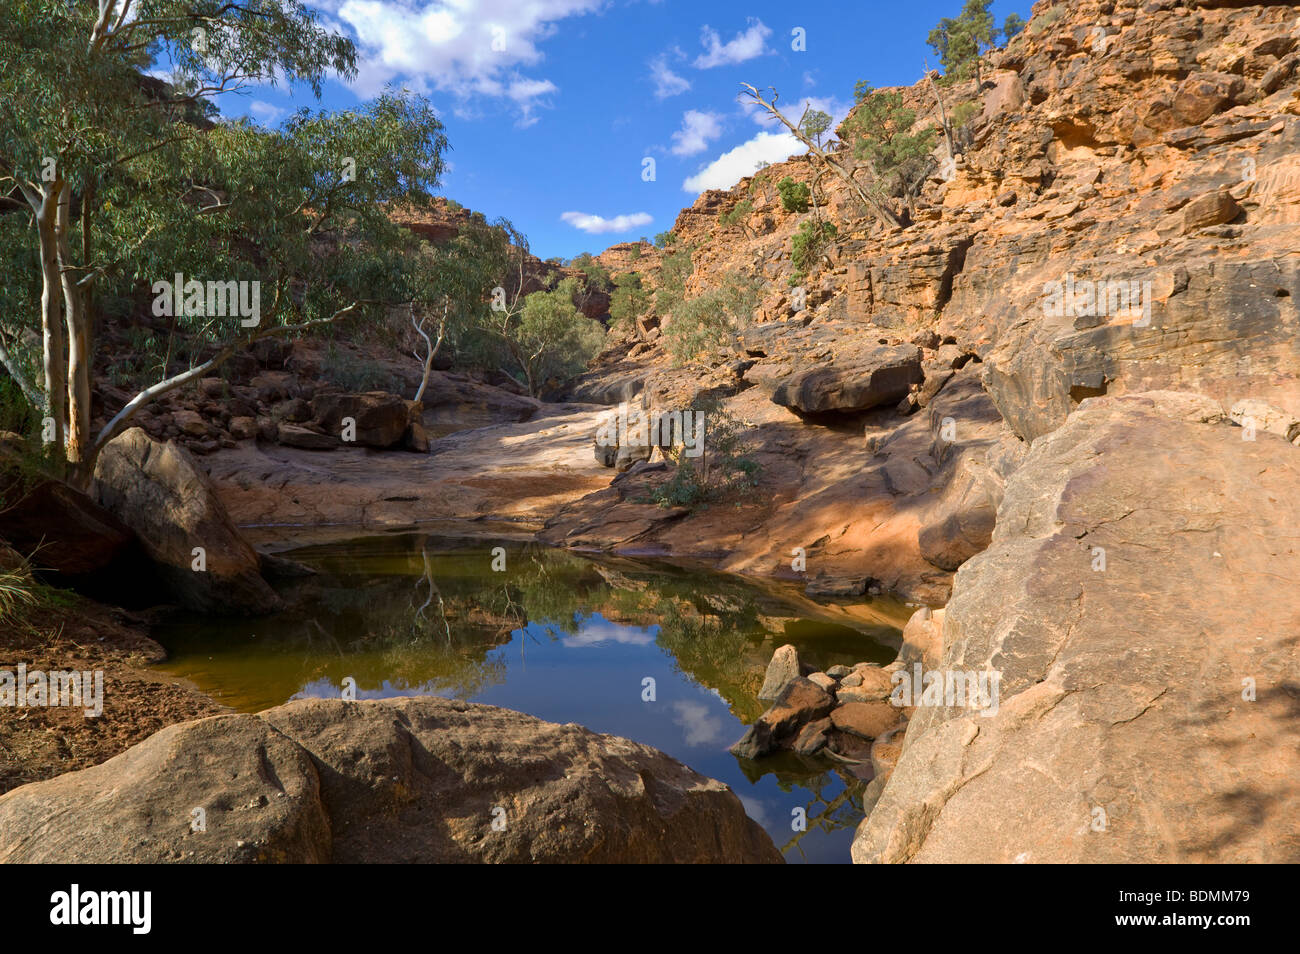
[311,391,411,448]
[898,607,945,671]
[792,717,832,756]
[1172,72,1245,125]
[771,345,923,414]
[758,644,801,701]
[0,697,781,864]
[826,664,852,679]
[276,423,338,451]
[228,416,258,440]
[404,418,431,453]
[836,666,894,703]
[172,409,208,438]
[730,676,835,759]
[1228,398,1300,443]
[808,672,836,692]
[830,702,901,740]
[91,428,280,615]
[855,394,1300,863]
[1182,189,1240,232]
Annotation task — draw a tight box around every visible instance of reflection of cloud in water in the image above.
[293,678,460,702]
[559,613,659,648]
[736,794,771,829]
[670,699,727,747]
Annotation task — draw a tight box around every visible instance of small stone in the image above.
[826,664,852,678]
[808,672,836,691]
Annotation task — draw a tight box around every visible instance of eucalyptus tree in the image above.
[0,1,448,485]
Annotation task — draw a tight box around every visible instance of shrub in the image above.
[651,396,760,510]
[777,177,811,213]
[609,272,651,334]
[790,219,839,284]
[663,271,760,366]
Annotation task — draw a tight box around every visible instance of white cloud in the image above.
[560,210,654,234]
[682,130,802,193]
[670,109,723,157]
[649,49,691,99]
[693,19,772,69]
[248,100,286,125]
[320,0,603,124]
[669,700,726,747]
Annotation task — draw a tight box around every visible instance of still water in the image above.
[152,534,910,863]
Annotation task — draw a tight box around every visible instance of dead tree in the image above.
[739,84,901,230]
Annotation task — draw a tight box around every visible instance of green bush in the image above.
[777,177,811,213]
[790,220,839,284]
[663,271,760,366]
[609,272,651,334]
[718,199,754,229]
[651,397,760,510]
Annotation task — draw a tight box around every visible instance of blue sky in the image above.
[220,0,1028,260]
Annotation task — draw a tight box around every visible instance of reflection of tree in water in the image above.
[653,601,769,724]
[773,768,867,862]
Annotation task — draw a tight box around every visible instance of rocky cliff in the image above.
[555,0,1300,608]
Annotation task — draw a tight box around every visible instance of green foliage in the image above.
[951,99,980,129]
[651,396,760,510]
[629,244,643,260]
[718,199,754,229]
[790,220,839,283]
[799,109,833,146]
[514,277,605,392]
[609,272,651,334]
[844,86,938,199]
[777,177,811,213]
[570,252,612,295]
[1030,5,1063,35]
[0,2,453,470]
[653,246,694,319]
[320,347,407,394]
[653,230,677,249]
[928,0,997,82]
[1002,12,1028,39]
[663,271,760,366]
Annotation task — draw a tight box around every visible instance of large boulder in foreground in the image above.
[91,427,279,615]
[771,345,923,414]
[854,392,1300,863]
[0,697,782,864]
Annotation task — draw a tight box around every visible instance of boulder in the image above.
[0,480,138,580]
[0,697,782,864]
[1181,189,1240,233]
[1228,398,1300,443]
[91,428,280,615]
[855,393,1300,863]
[771,345,923,414]
[757,644,801,701]
[311,391,411,448]
[730,676,835,759]
[830,701,902,740]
